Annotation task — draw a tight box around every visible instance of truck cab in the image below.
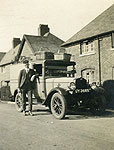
[32,60,76,100]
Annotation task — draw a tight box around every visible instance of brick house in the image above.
[0,24,65,97]
[0,39,21,100]
[62,4,114,86]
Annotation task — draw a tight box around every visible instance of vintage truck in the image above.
[10,58,106,119]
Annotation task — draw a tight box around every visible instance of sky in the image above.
[0,0,114,52]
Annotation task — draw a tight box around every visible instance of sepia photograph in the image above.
[0,0,114,150]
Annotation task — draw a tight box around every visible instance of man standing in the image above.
[18,60,39,116]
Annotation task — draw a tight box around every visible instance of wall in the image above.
[0,64,11,87]
[0,64,11,100]
[66,39,99,83]
[100,35,114,83]
[20,41,34,59]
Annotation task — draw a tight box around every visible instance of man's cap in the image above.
[23,59,29,64]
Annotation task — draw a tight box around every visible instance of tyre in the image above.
[15,93,23,112]
[98,95,106,113]
[51,93,67,119]
[91,95,106,115]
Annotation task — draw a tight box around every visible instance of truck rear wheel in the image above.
[97,95,106,113]
[15,93,23,112]
[91,95,106,115]
[51,93,67,119]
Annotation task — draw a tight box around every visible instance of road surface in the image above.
[0,101,114,150]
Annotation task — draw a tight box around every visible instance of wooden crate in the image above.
[54,53,71,61]
[36,52,54,60]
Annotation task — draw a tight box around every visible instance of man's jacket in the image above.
[18,69,37,90]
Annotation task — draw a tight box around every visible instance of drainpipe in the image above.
[98,38,102,86]
[42,61,47,98]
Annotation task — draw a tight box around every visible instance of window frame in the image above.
[81,68,95,84]
[80,40,95,56]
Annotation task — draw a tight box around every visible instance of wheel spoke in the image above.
[55,107,59,114]
[53,104,57,110]
[52,97,63,115]
[57,108,62,114]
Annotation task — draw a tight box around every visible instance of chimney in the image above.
[12,38,21,48]
[38,24,50,36]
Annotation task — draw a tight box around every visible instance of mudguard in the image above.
[42,87,68,106]
[13,89,18,101]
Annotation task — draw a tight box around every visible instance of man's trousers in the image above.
[21,89,32,111]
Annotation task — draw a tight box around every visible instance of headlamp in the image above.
[68,82,76,90]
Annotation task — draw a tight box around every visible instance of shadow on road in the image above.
[32,108,51,116]
[32,106,114,120]
[64,109,114,120]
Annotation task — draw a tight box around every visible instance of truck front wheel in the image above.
[51,93,67,119]
[15,93,23,112]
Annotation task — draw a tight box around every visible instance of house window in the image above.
[80,40,95,55]
[111,33,114,48]
[81,68,95,84]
